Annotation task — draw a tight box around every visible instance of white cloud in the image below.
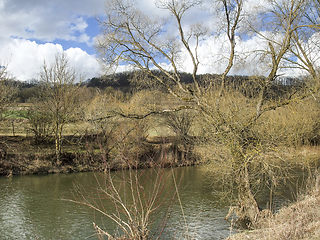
[0,39,101,81]
[0,0,105,81]
[243,0,270,14]
[175,34,260,76]
[1,0,317,82]
[306,32,320,67]
[174,32,309,77]
[0,0,108,46]
[0,39,61,80]
[65,47,102,79]
[96,0,282,77]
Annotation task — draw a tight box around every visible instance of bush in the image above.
[24,109,53,144]
[255,99,320,147]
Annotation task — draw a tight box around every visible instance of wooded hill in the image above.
[13,71,305,103]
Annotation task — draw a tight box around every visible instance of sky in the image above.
[0,0,315,81]
[0,0,105,81]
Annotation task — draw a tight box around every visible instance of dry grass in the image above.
[0,119,27,136]
[227,173,320,240]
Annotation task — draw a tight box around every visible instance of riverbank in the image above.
[0,135,199,176]
[228,174,320,240]
[0,152,101,176]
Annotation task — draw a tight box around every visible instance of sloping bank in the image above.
[0,138,199,176]
[227,176,320,240]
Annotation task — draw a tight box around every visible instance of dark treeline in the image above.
[12,71,304,103]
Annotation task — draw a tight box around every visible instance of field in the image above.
[0,100,199,176]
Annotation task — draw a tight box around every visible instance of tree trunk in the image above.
[55,123,62,165]
[55,136,61,165]
[226,146,261,228]
[237,164,260,228]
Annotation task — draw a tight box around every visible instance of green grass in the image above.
[2,110,29,119]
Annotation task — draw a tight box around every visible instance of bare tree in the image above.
[38,53,82,165]
[0,64,17,113]
[284,0,320,99]
[221,0,320,224]
[95,0,319,226]
[0,64,17,158]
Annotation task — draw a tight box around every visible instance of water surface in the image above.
[0,166,296,239]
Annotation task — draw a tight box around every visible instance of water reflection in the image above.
[0,174,98,239]
[0,189,34,239]
[161,167,231,239]
[0,166,297,239]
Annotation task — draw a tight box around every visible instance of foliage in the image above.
[164,111,194,141]
[162,110,197,163]
[1,0,320,235]
[17,86,42,103]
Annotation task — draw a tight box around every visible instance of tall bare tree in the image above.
[95,0,319,226]
[283,0,320,98]
[38,53,82,165]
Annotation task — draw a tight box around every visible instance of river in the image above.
[0,166,297,239]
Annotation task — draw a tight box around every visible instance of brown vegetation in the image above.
[227,173,320,240]
[2,72,320,238]
[94,0,320,229]
[0,0,320,236]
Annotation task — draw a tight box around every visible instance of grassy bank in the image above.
[227,173,320,240]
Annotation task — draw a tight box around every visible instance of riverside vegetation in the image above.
[1,71,318,177]
[1,0,320,238]
[1,69,320,239]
